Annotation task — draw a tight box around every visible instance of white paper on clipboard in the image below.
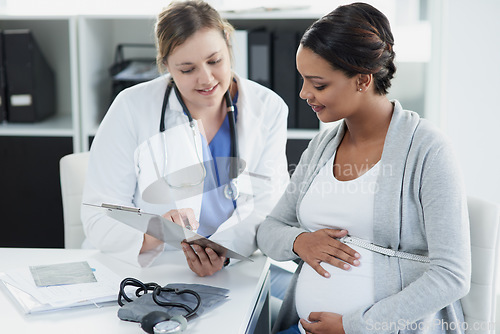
[84,203,252,262]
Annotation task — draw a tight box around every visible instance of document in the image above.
[0,259,121,314]
[30,261,97,287]
[84,203,252,262]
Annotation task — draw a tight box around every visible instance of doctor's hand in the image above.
[181,243,225,277]
[293,229,360,278]
[300,312,345,334]
[162,208,200,231]
[140,234,164,254]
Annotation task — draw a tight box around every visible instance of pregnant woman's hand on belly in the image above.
[293,229,360,278]
[300,312,345,334]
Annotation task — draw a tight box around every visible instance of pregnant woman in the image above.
[257,3,470,334]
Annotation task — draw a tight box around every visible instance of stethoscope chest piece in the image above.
[141,311,188,334]
[224,179,239,200]
[153,315,188,333]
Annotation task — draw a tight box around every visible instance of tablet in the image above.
[84,203,252,262]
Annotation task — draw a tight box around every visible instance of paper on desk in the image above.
[0,259,121,313]
[30,261,97,287]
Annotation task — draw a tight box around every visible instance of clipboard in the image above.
[84,203,252,262]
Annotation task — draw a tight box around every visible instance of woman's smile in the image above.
[307,101,325,113]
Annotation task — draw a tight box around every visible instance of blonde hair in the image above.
[155,0,234,73]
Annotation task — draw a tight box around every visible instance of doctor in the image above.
[81,0,290,277]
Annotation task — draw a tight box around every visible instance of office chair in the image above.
[460,196,500,333]
[59,152,90,249]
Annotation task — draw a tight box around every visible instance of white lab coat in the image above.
[81,74,290,267]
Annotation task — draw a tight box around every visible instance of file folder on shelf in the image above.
[0,31,7,123]
[295,34,319,129]
[273,31,298,129]
[4,29,56,123]
[248,29,272,89]
[233,30,248,79]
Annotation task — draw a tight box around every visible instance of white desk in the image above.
[0,248,271,334]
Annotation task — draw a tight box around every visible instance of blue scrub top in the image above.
[196,93,238,237]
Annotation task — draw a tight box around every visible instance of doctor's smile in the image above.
[197,83,219,95]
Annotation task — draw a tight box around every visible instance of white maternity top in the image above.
[296,153,379,334]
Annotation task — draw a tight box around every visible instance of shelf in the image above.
[221,8,325,20]
[287,129,318,140]
[0,16,80,149]
[77,15,158,151]
[0,6,432,152]
[0,114,74,137]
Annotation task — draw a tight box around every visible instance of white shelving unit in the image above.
[0,113,73,137]
[0,6,433,151]
[78,14,158,151]
[0,15,80,151]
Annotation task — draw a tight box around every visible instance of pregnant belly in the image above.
[295,247,375,320]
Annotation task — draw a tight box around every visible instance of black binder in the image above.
[286,138,311,175]
[295,35,319,129]
[4,29,55,123]
[248,29,273,89]
[295,73,318,129]
[273,31,298,128]
[0,31,7,123]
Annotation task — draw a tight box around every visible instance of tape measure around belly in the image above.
[339,236,430,263]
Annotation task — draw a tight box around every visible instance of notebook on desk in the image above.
[84,203,252,262]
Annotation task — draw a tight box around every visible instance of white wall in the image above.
[440,0,500,205]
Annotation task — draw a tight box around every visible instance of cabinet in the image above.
[0,136,73,248]
[0,16,78,247]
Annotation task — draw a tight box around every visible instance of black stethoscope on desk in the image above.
[118,277,201,334]
[159,78,241,200]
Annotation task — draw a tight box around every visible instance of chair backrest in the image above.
[461,196,500,333]
[59,152,90,249]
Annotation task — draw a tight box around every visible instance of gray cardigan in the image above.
[257,101,471,334]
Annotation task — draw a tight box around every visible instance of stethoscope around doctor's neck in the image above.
[159,78,241,200]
